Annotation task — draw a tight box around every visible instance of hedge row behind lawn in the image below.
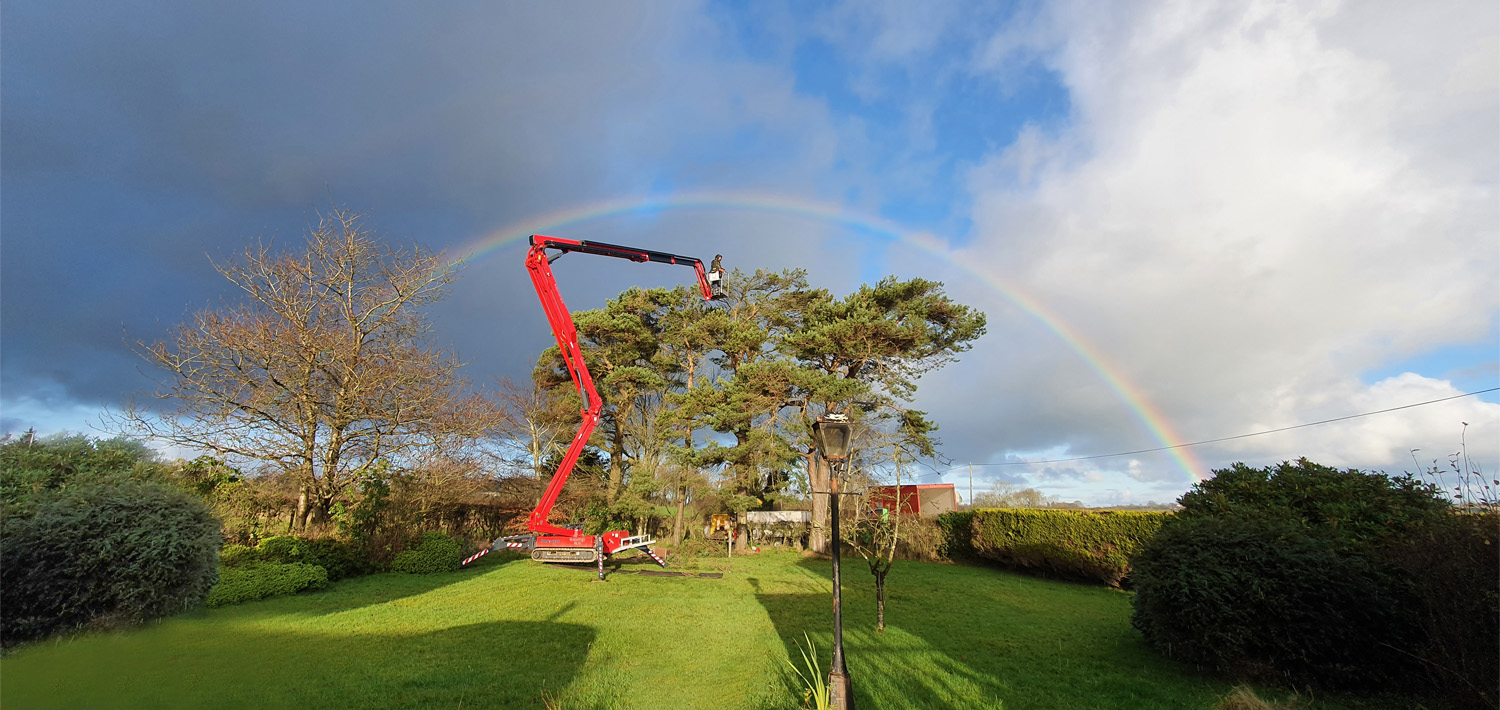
[936,510,978,560]
[967,509,1169,586]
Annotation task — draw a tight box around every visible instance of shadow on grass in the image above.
[2,619,595,710]
[752,559,1013,710]
[221,550,537,619]
[754,556,1230,710]
[758,590,1014,710]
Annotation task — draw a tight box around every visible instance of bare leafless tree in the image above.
[116,209,502,531]
[495,375,569,480]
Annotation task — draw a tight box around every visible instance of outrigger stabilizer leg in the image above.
[596,536,605,581]
[461,533,537,567]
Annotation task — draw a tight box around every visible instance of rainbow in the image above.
[457,190,1207,482]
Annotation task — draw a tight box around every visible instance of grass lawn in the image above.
[3,549,1316,709]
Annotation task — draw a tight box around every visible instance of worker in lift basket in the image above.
[708,254,724,296]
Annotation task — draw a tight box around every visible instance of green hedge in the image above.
[936,510,977,560]
[969,509,1169,586]
[205,562,329,607]
[390,531,462,574]
[1383,511,1499,703]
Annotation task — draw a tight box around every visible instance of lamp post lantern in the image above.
[812,413,853,710]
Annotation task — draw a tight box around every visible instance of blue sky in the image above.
[3,0,1496,505]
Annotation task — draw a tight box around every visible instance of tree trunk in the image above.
[673,374,695,548]
[809,453,829,554]
[875,568,888,632]
[607,425,624,501]
[672,480,686,546]
[299,501,317,532]
[294,489,309,534]
[308,494,334,533]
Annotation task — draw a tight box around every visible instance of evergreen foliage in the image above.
[531,268,986,553]
[1378,510,1499,706]
[1,434,169,517]
[1131,514,1411,684]
[1175,458,1449,544]
[219,544,260,567]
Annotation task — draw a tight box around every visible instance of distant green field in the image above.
[4,549,1301,709]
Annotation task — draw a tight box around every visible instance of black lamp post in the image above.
[812,413,853,710]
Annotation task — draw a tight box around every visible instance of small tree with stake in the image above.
[843,410,940,632]
[844,461,909,633]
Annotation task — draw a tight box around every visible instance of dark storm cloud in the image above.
[1,1,859,429]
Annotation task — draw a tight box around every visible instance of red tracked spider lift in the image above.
[461,235,724,579]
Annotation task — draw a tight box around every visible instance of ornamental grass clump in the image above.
[783,632,830,710]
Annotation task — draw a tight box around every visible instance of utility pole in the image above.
[968,462,973,509]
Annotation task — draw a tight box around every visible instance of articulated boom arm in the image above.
[525,235,714,537]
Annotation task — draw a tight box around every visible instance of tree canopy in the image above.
[532,266,986,549]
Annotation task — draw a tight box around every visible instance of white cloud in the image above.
[939,0,1498,497]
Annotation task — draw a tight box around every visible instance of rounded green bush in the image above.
[253,535,372,580]
[390,531,462,574]
[1131,459,1451,689]
[1,481,222,646]
[205,562,329,607]
[297,537,374,580]
[256,535,301,561]
[1131,515,1412,685]
[219,544,261,567]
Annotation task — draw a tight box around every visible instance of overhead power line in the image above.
[971,386,1500,468]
